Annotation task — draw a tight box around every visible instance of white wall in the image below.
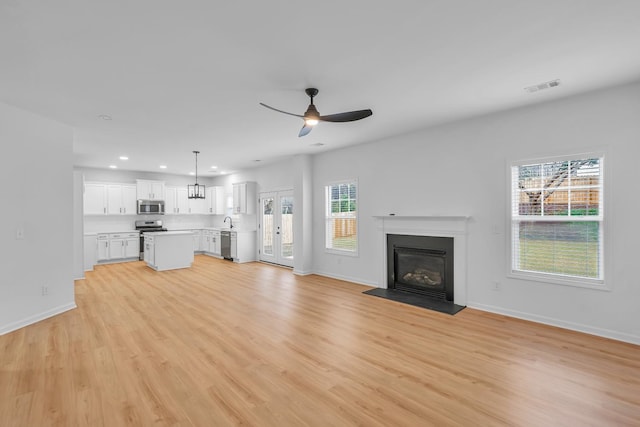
[0,102,76,334]
[311,81,640,344]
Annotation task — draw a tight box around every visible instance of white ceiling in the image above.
[2,1,640,176]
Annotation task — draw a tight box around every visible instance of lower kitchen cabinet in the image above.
[202,229,222,257]
[94,232,140,264]
[144,231,193,271]
[109,233,139,259]
[97,234,109,261]
[202,229,254,262]
[232,231,256,263]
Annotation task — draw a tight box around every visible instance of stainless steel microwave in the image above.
[137,199,165,215]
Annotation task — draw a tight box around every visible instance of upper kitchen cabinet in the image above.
[165,187,188,215]
[206,186,225,215]
[84,183,108,215]
[166,186,203,214]
[188,195,207,214]
[136,179,165,201]
[84,182,136,215]
[232,182,257,214]
[107,184,137,215]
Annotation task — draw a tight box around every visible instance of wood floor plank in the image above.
[1,255,639,426]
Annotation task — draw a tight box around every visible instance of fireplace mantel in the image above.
[373,215,470,305]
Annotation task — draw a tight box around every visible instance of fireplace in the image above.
[387,234,454,302]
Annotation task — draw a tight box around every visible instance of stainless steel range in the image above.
[135,219,167,260]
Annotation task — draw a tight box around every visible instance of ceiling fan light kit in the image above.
[187,150,205,199]
[260,87,373,137]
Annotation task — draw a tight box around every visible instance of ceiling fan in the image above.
[260,88,373,137]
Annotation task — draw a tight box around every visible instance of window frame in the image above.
[324,179,359,257]
[507,151,611,290]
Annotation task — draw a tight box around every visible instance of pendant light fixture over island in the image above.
[188,150,205,199]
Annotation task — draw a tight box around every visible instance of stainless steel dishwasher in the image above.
[221,230,232,260]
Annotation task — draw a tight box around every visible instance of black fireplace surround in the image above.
[387,234,454,302]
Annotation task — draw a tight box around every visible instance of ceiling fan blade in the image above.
[259,103,304,118]
[298,124,313,137]
[319,109,373,123]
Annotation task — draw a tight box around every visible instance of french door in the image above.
[259,191,294,267]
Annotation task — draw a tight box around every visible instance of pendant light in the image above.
[188,150,205,199]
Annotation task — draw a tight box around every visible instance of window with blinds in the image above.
[325,181,358,254]
[511,155,604,284]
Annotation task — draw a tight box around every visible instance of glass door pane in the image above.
[262,197,274,257]
[280,195,294,261]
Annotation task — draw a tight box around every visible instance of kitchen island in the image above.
[144,231,194,271]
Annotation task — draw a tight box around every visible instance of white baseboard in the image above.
[293,269,313,276]
[312,270,378,288]
[0,302,77,336]
[468,302,640,346]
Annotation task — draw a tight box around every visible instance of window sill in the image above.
[508,270,611,291]
[325,248,359,257]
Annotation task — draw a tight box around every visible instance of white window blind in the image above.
[325,181,358,253]
[511,156,603,283]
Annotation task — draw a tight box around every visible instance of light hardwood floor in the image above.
[1,255,639,426]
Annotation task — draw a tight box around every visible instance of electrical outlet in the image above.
[492,281,500,291]
[41,285,49,296]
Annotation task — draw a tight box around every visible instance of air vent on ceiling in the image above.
[524,79,561,93]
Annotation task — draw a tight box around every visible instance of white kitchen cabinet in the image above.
[212,230,221,255]
[206,186,225,215]
[230,232,237,259]
[124,234,140,258]
[231,231,256,263]
[84,183,108,215]
[109,236,125,259]
[202,229,221,257]
[165,186,190,214]
[165,186,206,215]
[165,187,178,214]
[144,235,155,265]
[137,179,165,201]
[202,230,210,252]
[85,182,136,215]
[105,233,140,260]
[192,229,202,252]
[232,182,257,214]
[176,188,189,214]
[107,184,137,215]
[144,231,194,271]
[188,197,207,214]
[96,234,109,261]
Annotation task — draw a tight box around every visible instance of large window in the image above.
[325,181,358,254]
[510,155,604,285]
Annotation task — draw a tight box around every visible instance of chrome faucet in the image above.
[224,216,233,229]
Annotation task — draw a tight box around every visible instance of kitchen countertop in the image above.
[145,230,193,236]
[85,231,137,235]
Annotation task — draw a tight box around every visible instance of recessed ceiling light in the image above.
[159,165,167,169]
[210,165,218,169]
[98,114,112,120]
[189,172,195,176]
[109,165,117,169]
[220,171,226,175]
[119,156,129,160]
